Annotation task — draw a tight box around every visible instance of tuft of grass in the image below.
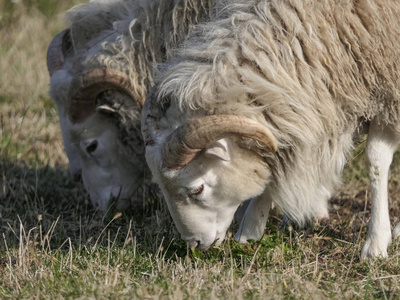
[2,1,400,299]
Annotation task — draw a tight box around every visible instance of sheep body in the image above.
[143,0,400,257]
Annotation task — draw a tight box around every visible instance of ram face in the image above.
[143,96,277,249]
[47,28,145,210]
[47,0,216,210]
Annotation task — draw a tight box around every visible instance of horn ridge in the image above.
[162,114,278,169]
[68,68,141,123]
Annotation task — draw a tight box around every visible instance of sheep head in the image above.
[47,29,145,210]
[70,110,145,210]
[143,98,278,250]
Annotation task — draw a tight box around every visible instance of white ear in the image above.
[96,105,117,114]
[205,139,230,161]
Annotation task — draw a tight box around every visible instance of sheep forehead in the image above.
[70,115,117,142]
[177,162,218,187]
[160,156,224,201]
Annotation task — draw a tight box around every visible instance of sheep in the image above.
[47,0,215,210]
[142,0,400,258]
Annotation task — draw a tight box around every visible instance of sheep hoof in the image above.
[233,233,250,244]
[233,229,264,244]
[361,235,391,260]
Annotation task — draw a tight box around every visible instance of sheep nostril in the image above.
[187,241,200,249]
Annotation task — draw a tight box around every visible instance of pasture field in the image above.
[1,1,400,298]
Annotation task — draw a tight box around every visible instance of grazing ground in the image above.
[1,1,400,299]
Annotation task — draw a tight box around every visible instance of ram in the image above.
[143,0,400,258]
[47,0,215,210]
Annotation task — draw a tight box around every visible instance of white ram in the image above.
[142,0,400,258]
[47,0,215,210]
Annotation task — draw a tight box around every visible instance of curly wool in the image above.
[67,0,216,106]
[66,0,216,153]
[153,0,400,223]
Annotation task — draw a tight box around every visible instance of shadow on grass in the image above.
[0,158,179,256]
[2,152,399,264]
[0,157,293,263]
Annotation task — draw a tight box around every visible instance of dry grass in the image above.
[0,0,76,166]
[1,1,400,299]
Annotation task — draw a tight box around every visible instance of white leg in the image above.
[234,192,272,243]
[313,207,330,223]
[233,199,251,223]
[361,120,400,259]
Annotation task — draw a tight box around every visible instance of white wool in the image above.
[145,0,400,238]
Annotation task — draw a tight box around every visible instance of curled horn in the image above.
[68,68,142,123]
[162,115,278,170]
[46,29,72,76]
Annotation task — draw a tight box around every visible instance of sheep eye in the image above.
[86,141,98,154]
[189,184,204,197]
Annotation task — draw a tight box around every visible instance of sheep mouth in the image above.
[187,237,221,251]
[187,241,200,249]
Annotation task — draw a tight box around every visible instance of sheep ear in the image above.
[96,104,117,114]
[204,139,230,161]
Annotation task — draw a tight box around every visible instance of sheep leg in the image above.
[361,119,400,259]
[234,192,271,243]
[233,199,251,223]
[393,221,400,238]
